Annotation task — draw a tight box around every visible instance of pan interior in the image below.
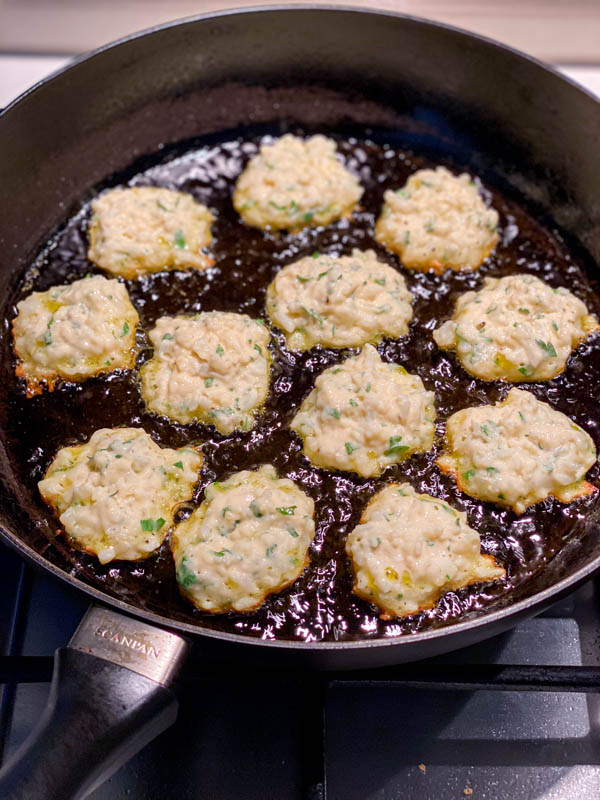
[1,117,600,645]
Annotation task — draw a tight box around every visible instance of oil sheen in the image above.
[6,133,600,643]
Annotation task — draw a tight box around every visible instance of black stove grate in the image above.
[2,542,600,799]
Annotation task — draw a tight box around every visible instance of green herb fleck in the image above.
[254,343,262,355]
[204,377,214,387]
[518,365,533,376]
[176,558,198,588]
[536,339,557,358]
[216,344,225,356]
[174,229,186,249]
[345,442,357,455]
[518,307,530,315]
[276,506,296,516]
[250,500,263,518]
[374,278,386,286]
[297,275,311,284]
[121,321,130,337]
[330,408,341,420]
[462,469,476,481]
[43,317,55,346]
[384,435,410,457]
[173,461,184,470]
[349,398,358,408]
[162,332,174,341]
[301,306,324,325]
[288,527,299,538]
[140,517,166,532]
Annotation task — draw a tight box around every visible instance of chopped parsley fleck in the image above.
[311,251,319,259]
[213,549,231,558]
[552,322,559,332]
[204,377,214,387]
[140,517,166,532]
[384,435,409,457]
[301,306,324,325]
[318,270,330,279]
[345,442,357,455]
[176,558,198,588]
[486,466,499,474]
[330,408,341,420]
[374,278,386,286]
[250,500,263,518]
[518,307,530,315]
[266,544,277,557]
[156,200,169,211]
[121,321,130,337]
[296,275,311,284]
[518,365,533,376]
[396,593,404,600]
[43,317,55,346]
[276,506,296,515]
[162,333,174,341]
[536,339,557,358]
[498,493,506,500]
[349,398,358,408]
[303,211,314,223]
[174,229,186,249]
[254,343,262,355]
[365,383,372,392]
[288,527,299,538]
[216,344,225,356]
[462,469,476,481]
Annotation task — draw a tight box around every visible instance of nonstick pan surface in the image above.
[1,8,600,670]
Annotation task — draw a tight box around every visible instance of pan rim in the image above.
[2,4,600,653]
[3,520,600,652]
[1,4,599,120]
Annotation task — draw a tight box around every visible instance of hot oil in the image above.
[6,134,600,643]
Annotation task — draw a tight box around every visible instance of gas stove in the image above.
[2,540,600,799]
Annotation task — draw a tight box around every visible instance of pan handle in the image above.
[0,605,190,800]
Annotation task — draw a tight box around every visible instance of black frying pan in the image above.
[1,7,600,798]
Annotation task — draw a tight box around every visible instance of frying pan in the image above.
[1,6,600,798]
